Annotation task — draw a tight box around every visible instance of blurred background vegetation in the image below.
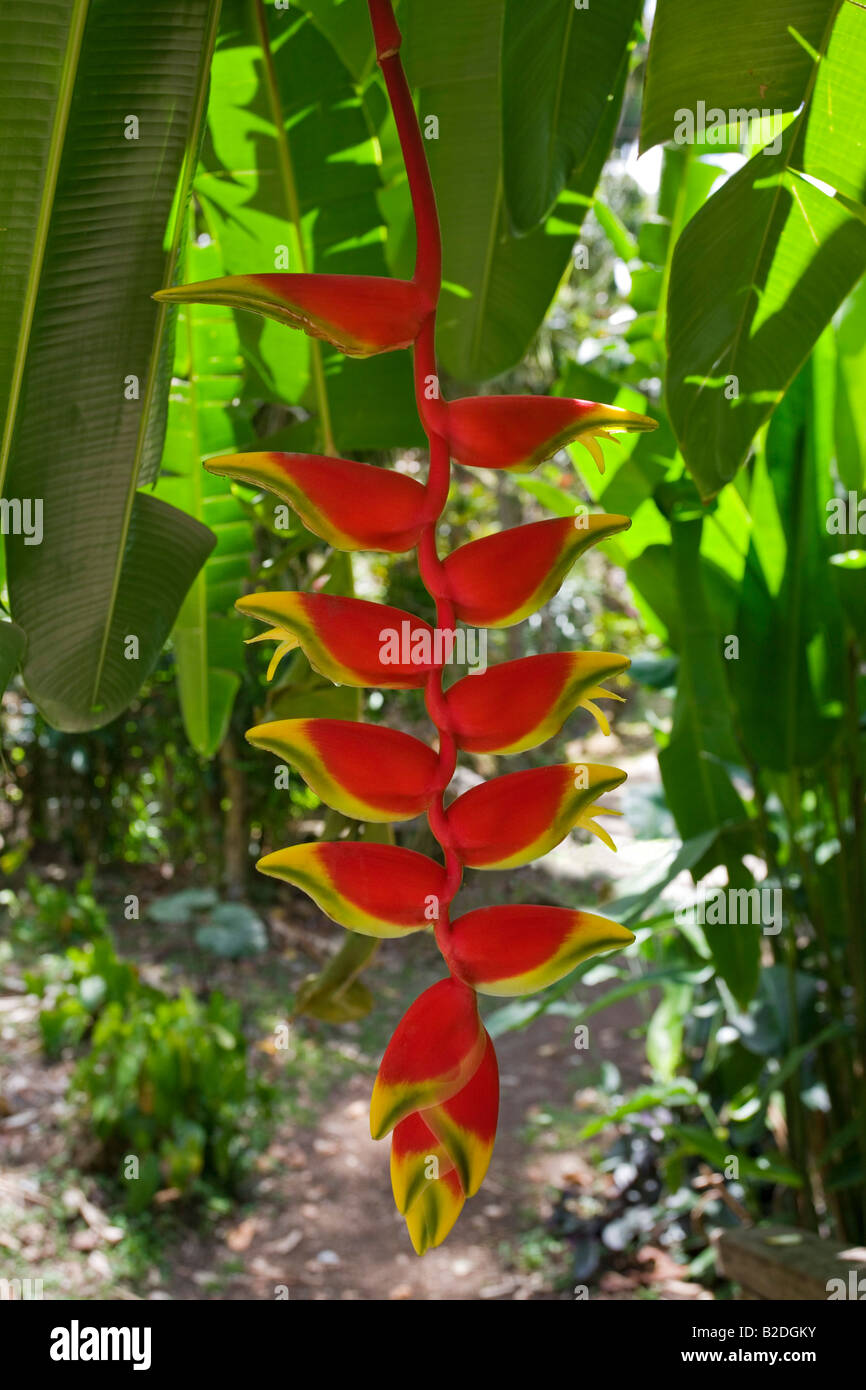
[1,0,865,1299]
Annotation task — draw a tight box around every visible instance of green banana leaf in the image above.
[156,238,254,758]
[665,4,866,497]
[502,0,640,234]
[641,0,837,151]
[196,0,422,451]
[0,0,222,731]
[791,0,866,210]
[835,277,866,492]
[295,0,381,82]
[402,0,628,384]
[0,0,89,492]
[731,347,847,770]
[0,620,25,699]
[657,517,747,837]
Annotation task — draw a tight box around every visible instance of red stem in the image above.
[414,319,451,460]
[372,5,442,303]
[368,0,461,967]
[368,0,402,58]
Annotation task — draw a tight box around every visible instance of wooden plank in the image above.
[716,1225,866,1301]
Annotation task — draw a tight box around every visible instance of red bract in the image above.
[443,651,630,752]
[180,0,652,1253]
[255,841,447,937]
[370,977,486,1137]
[245,719,438,822]
[442,514,630,627]
[449,906,635,996]
[235,592,440,688]
[206,452,432,553]
[446,763,628,868]
[447,394,656,473]
[155,273,434,356]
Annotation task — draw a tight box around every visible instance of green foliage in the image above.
[666,128,866,497]
[641,0,835,151]
[651,0,866,494]
[520,103,866,1238]
[2,872,108,951]
[0,619,24,696]
[27,935,140,1056]
[147,888,267,959]
[403,0,626,383]
[502,0,641,233]
[156,234,254,757]
[0,0,221,730]
[73,987,270,1211]
[25,926,271,1210]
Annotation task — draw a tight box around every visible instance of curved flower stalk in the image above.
[158,0,656,1254]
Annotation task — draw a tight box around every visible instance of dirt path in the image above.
[1,749,716,1301]
[2,975,660,1301]
[158,1001,646,1302]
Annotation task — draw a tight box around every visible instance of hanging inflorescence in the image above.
[156,0,656,1254]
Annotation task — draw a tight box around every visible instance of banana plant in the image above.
[155,234,254,758]
[0,0,223,725]
[196,0,423,454]
[645,0,866,496]
[543,129,866,1237]
[403,0,635,384]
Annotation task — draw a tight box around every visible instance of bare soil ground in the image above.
[0,747,715,1301]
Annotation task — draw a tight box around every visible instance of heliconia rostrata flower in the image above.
[155,0,656,1254]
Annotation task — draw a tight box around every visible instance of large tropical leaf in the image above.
[196,0,422,450]
[641,0,838,151]
[731,348,847,770]
[665,3,866,497]
[156,238,254,758]
[0,620,25,699]
[657,517,747,844]
[502,0,640,234]
[835,277,866,492]
[295,0,379,82]
[657,518,757,1005]
[0,0,89,495]
[792,0,866,211]
[667,137,866,498]
[402,0,627,384]
[1,0,222,731]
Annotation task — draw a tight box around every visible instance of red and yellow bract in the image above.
[443,651,630,752]
[161,0,655,1254]
[443,515,631,627]
[205,452,432,553]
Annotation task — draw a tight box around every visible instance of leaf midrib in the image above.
[88,0,223,710]
[543,3,575,218]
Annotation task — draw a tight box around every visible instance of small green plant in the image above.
[3,871,107,950]
[26,930,270,1211]
[147,888,267,959]
[72,987,270,1212]
[26,935,141,1056]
